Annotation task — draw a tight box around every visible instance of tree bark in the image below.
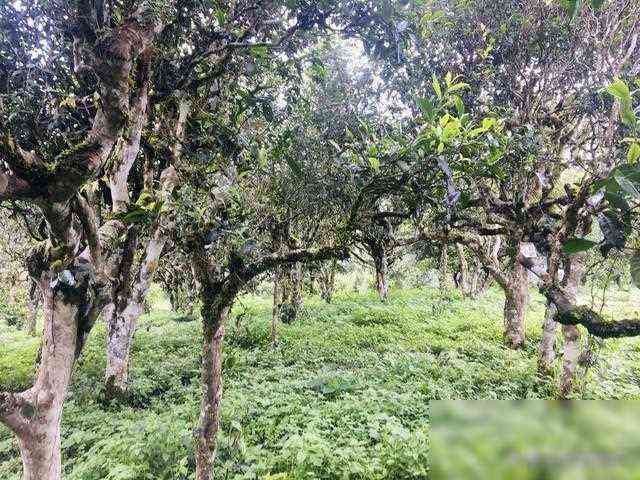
[438,243,452,289]
[319,259,337,303]
[285,261,303,321]
[456,243,470,295]
[195,302,228,480]
[502,244,530,349]
[538,301,558,375]
[105,221,168,395]
[1,267,105,480]
[558,251,586,398]
[271,266,283,343]
[374,250,389,302]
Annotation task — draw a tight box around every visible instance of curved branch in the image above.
[518,254,640,338]
[0,391,28,434]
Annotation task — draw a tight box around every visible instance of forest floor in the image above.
[1,286,640,479]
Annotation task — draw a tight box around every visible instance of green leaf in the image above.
[562,0,581,20]
[454,96,465,117]
[606,78,631,100]
[443,120,461,140]
[368,157,380,171]
[562,237,598,254]
[249,45,269,59]
[447,82,468,93]
[614,173,640,201]
[628,143,640,164]
[468,127,486,138]
[590,0,605,9]
[606,78,637,126]
[417,97,434,117]
[285,157,303,177]
[432,73,442,99]
[214,9,227,27]
[482,117,496,130]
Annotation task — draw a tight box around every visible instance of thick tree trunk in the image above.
[195,303,228,480]
[538,301,558,375]
[503,289,527,349]
[1,270,99,480]
[502,245,530,349]
[559,324,580,398]
[374,251,389,302]
[105,305,141,394]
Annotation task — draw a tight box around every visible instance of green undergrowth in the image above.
[1,286,640,479]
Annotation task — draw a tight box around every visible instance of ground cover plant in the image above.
[2,283,640,479]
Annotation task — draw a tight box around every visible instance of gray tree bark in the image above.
[558,251,586,398]
[195,302,227,480]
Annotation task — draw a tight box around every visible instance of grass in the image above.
[1,285,640,479]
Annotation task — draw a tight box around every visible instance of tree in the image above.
[0,2,174,477]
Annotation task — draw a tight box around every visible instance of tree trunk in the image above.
[319,259,336,303]
[195,302,228,480]
[106,227,166,395]
[538,301,557,375]
[307,270,318,295]
[288,261,303,319]
[105,305,141,395]
[374,251,389,302]
[559,324,580,398]
[558,251,586,398]
[502,245,529,349]
[456,243,470,295]
[438,243,452,289]
[503,289,527,349]
[271,267,283,343]
[1,271,96,480]
[25,280,40,336]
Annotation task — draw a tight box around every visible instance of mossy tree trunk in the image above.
[104,94,187,396]
[195,299,228,480]
[105,224,169,395]
[0,6,174,479]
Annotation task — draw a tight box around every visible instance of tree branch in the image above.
[518,254,640,338]
[0,391,27,434]
[242,246,349,282]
